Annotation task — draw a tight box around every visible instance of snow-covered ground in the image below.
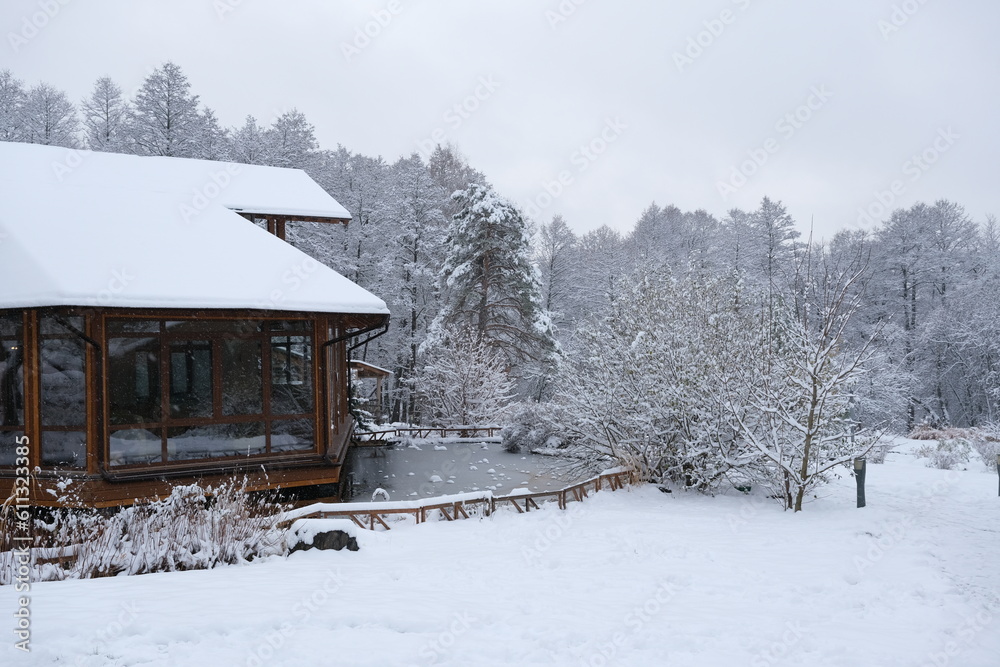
[3,438,999,666]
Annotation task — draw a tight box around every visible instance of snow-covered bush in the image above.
[916,438,972,470]
[549,261,883,510]
[969,429,1000,471]
[501,402,563,453]
[0,481,288,583]
[550,270,749,490]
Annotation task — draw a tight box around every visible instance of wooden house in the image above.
[0,143,389,507]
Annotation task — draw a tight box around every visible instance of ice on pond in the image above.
[346,439,581,502]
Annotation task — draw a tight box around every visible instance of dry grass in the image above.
[1,480,289,584]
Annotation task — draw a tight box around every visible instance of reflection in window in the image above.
[271,335,313,414]
[110,428,163,465]
[41,431,86,467]
[0,315,24,428]
[0,312,24,466]
[271,418,315,453]
[169,341,212,419]
[40,316,86,468]
[222,339,262,416]
[105,317,318,466]
[109,338,160,425]
[167,423,266,461]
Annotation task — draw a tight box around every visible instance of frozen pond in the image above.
[344,439,583,502]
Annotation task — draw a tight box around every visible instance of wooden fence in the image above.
[284,468,636,531]
[353,426,501,444]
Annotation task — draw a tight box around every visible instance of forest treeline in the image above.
[3,63,998,457]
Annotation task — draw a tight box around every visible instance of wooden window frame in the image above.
[102,313,325,470]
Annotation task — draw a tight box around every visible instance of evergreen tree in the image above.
[432,183,555,374]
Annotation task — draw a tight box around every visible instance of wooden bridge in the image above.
[283,468,636,531]
[353,426,501,444]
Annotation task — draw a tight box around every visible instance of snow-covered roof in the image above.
[0,142,388,315]
[0,142,351,220]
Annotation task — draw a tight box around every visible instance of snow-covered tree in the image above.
[432,183,555,375]
[553,269,751,489]
[535,215,579,333]
[193,106,229,161]
[129,62,201,157]
[228,115,273,165]
[416,329,515,426]
[0,70,26,142]
[21,83,78,147]
[724,257,883,511]
[81,77,129,152]
[268,109,317,170]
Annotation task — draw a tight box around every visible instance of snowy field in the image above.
[3,438,999,667]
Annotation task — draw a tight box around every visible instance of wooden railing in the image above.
[353,426,501,444]
[284,468,636,531]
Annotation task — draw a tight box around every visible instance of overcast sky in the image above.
[1,0,996,240]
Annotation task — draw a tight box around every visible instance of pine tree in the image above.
[432,183,554,372]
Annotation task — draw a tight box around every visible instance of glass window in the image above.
[40,431,86,467]
[109,338,160,425]
[167,422,266,461]
[271,335,313,414]
[271,418,315,453]
[0,312,24,430]
[169,341,213,419]
[110,428,162,465]
[107,320,159,335]
[40,316,87,468]
[105,317,319,466]
[222,339,262,416]
[40,332,86,426]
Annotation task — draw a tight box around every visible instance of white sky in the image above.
[1,0,996,240]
